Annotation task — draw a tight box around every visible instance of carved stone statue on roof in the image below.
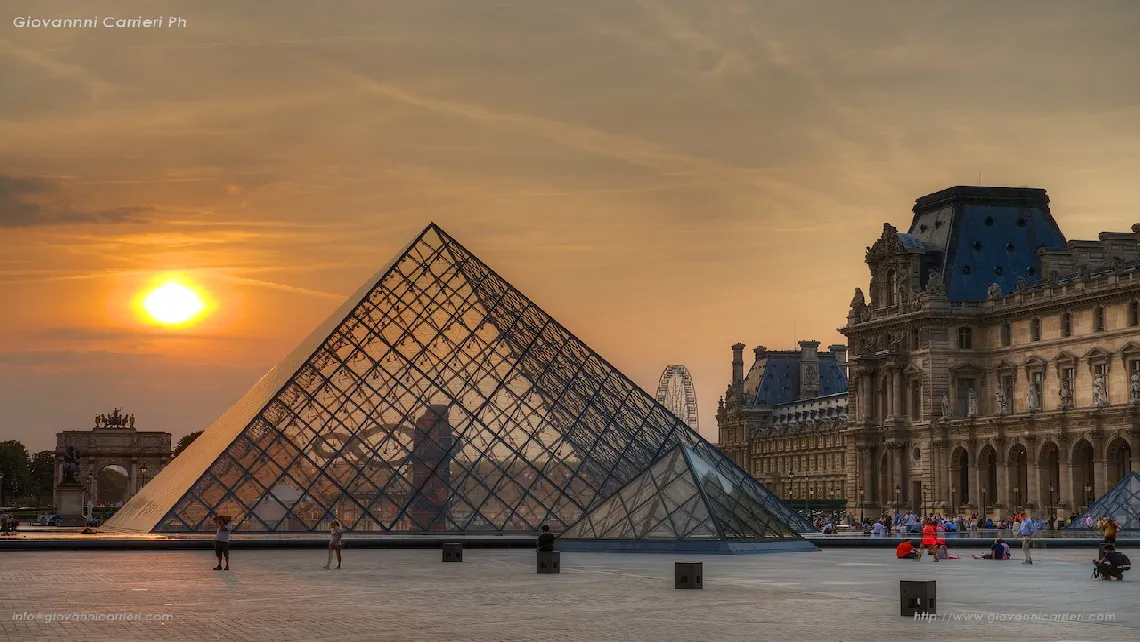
[924,275,946,297]
[849,287,866,320]
[987,282,1002,300]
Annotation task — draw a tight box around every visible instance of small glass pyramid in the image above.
[105,223,803,543]
[1066,472,1140,531]
[561,439,812,542]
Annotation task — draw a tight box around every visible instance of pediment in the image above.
[1118,341,1140,357]
[1051,351,1078,364]
[1022,355,1048,369]
[949,363,984,375]
[1082,346,1112,362]
[903,364,923,377]
[996,360,1018,372]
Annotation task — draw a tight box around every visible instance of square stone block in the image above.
[537,551,560,574]
[442,542,463,563]
[675,562,703,589]
[900,580,936,616]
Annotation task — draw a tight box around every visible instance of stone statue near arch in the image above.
[994,387,1008,415]
[1093,373,1108,407]
[1059,377,1074,409]
[967,389,978,418]
[1026,382,1041,412]
[941,394,952,420]
[1130,371,1140,404]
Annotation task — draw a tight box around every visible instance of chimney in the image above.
[829,343,849,380]
[753,345,767,362]
[798,340,821,400]
[731,343,746,386]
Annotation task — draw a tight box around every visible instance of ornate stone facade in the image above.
[55,408,172,506]
[716,341,850,503]
[843,186,1140,519]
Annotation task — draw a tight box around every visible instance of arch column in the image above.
[1094,457,1107,500]
[1026,453,1040,511]
[891,370,903,419]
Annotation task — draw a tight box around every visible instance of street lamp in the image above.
[1048,484,1056,530]
[981,485,988,523]
[1014,485,1020,511]
[894,485,901,509]
[0,470,5,507]
[950,485,957,517]
[808,487,815,518]
[1084,481,1093,511]
[858,487,865,523]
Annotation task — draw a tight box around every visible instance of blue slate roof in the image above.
[753,354,847,406]
[906,187,1067,301]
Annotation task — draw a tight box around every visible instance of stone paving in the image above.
[0,546,1136,641]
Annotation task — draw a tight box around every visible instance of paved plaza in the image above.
[0,546,1136,641]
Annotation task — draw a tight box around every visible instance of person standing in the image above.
[213,515,233,571]
[1018,514,1037,565]
[1102,517,1119,546]
[920,518,939,562]
[324,520,345,569]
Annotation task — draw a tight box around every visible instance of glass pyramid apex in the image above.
[562,438,811,542]
[1066,472,1140,531]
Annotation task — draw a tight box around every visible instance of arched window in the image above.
[1030,318,1041,342]
[1095,306,1106,332]
[1061,311,1072,337]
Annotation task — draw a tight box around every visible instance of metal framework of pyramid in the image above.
[558,440,815,552]
[1065,472,1140,531]
[104,223,809,547]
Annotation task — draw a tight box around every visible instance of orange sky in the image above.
[3,1,1140,451]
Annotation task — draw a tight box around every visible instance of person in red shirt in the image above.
[921,519,939,562]
[896,540,919,560]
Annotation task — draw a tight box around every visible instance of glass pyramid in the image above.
[104,223,796,538]
[1066,472,1140,531]
[561,439,811,541]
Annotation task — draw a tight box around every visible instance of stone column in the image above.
[1132,440,1140,475]
[1094,457,1107,500]
[1027,461,1040,513]
[996,456,1008,512]
[973,461,985,516]
[892,370,903,419]
[894,445,905,505]
[1059,458,1075,511]
[128,461,138,497]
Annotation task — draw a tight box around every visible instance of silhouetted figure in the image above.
[537,525,555,552]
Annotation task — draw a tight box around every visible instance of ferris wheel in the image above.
[655,365,699,432]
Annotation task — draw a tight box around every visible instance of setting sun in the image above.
[142,281,206,326]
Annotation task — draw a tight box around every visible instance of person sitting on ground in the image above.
[536,524,555,552]
[972,537,1010,560]
[936,543,960,560]
[871,520,888,537]
[1093,544,1131,581]
[896,539,920,560]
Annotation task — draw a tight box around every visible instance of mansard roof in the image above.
[905,186,1068,302]
[750,352,847,406]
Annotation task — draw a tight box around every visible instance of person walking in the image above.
[324,520,345,569]
[1018,513,1037,565]
[212,515,233,571]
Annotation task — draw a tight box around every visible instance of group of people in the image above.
[0,511,19,535]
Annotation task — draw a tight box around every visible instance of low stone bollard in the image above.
[537,551,560,574]
[899,580,936,616]
[675,562,703,589]
[442,542,463,563]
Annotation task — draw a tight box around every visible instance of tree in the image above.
[173,431,204,458]
[28,450,56,507]
[0,440,30,506]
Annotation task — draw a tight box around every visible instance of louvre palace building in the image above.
[718,186,1140,520]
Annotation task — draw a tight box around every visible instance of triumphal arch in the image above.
[54,408,172,507]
